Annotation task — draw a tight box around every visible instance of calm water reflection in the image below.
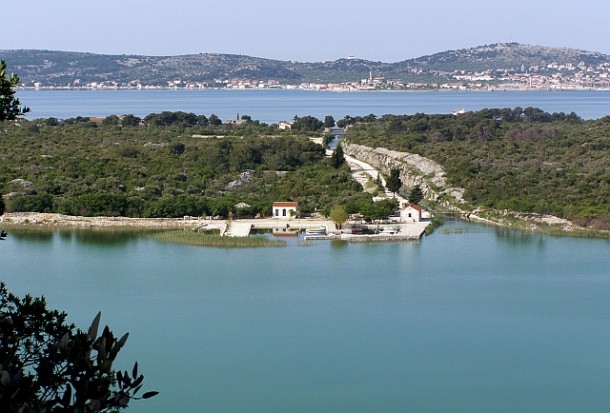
[1,221,609,413]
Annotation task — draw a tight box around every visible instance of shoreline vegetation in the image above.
[467,211,609,238]
[1,212,607,240]
[148,230,287,248]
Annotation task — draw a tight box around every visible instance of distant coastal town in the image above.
[20,61,610,92]
[6,43,610,92]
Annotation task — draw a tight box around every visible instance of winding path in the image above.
[344,154,408,206]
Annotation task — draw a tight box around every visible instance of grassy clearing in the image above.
[148,230,287,248]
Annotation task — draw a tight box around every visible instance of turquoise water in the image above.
[17,89,610,122]
[2,222,609,412]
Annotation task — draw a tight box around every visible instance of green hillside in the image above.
[2,43,609,87]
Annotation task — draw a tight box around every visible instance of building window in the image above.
[283,208,287,217]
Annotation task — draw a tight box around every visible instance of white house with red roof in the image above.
[401,203,423,223]
[272,201,299,219]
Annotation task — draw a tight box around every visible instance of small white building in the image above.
[401,203,423,223]
[272,202,298,219]
[278,121,293,130]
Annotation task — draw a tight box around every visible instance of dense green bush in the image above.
[0,114,360,218]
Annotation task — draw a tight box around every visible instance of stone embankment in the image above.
[0,212,195,228]
[0,213,335,232]
[342,143,466,207]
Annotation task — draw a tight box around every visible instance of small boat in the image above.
[379,227,399,235]
[305,226,326,235]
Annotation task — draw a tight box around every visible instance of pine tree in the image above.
[331,145,345,168]
[0,60,29,122]
[409,184,424,204]
[386,168,402,193]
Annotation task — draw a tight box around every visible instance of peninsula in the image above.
[1,108,607,237]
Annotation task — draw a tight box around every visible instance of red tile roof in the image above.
[272,202,299,208]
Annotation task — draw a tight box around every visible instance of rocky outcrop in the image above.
[342,143,466,207]
[4,179,35,199]
[226,170,255,190]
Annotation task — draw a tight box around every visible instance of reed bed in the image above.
[148,230,287,248]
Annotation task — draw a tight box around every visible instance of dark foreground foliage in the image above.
[0,283,157,412]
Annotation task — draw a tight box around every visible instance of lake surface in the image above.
[17,89,610,122]
[2,222,609,413]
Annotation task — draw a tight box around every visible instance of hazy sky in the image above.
[5,0,610,62]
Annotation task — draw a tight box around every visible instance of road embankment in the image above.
[0,212,334,231]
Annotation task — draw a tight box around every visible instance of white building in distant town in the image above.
[278,121,293,130]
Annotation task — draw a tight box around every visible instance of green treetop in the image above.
[409,184,424,205]
[329,204,348,229]
[0,60,29,122]
[386,168,402,193]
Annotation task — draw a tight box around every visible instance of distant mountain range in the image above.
[1,43,609,88]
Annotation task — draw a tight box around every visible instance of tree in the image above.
[360,199,397,221]
[342,115,354,126]
[386,168,402,193]
[0,197,5,240]
[329,204,348,230]
[170,142,186,156]
[330,145,345,169]
[208,114,222,126]
[409,184,424,205]
[291,116,323,132]
[324,115,335,128]
[102,115,120,126]
[0,283,157,413]
[196,114,209,127]
[0,60,30,122]
[120,114,141,127]
[362,113,377,123]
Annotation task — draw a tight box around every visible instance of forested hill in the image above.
[1,43,609,87]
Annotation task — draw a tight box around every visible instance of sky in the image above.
[4,0,610,62]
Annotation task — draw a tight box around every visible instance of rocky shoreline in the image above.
[1,211,606,238]
[0,212,193,229]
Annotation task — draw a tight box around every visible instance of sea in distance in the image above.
[17,88,610,122]
[3,90,610,412]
